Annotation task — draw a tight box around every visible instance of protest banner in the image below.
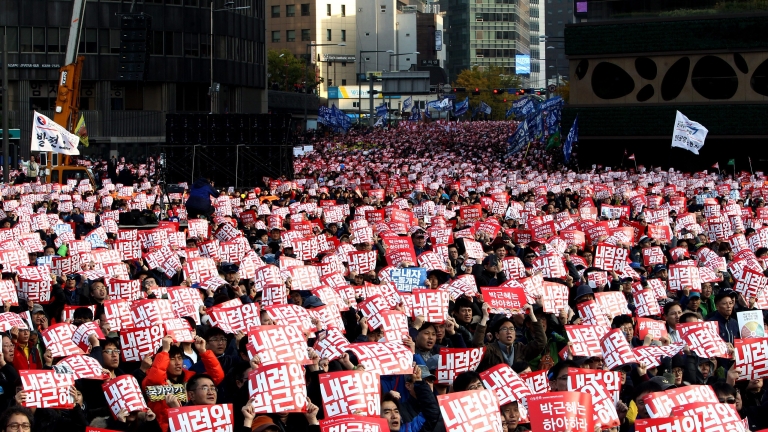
[643,385,719,418]
[566,368,621,428]
[389,267,428,292]
[437,389,504,432]
[479,364,532,405]
[319,416,389,432]
[435,347,485,385]
[600,328,638,370]
[167,404,234,432]
[54,354,110,380]
[482,287,526,315]
[412,289,449,323]
[670,403,745,432]
[248,363,308,413]
[20,370,75,409]
[637,318,669,340]
[119,325,165,362]
[40,323,83,358]
[345,342,413,376]
[247,325,312,366]
[734,337,768,380]
[318,370,381,417]
[527,392,594,432]
[634,416,703,432]
[565,325,608,357]
[102,375,148,418]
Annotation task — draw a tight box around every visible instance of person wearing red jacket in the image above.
[11,328,41,371]
[143,335,224,432]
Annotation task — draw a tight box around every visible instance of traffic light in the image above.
[472,88,481,95]
[516,89,526,96]
[492,88,504,95]
[503,98,507,103]
[452,87,466,93]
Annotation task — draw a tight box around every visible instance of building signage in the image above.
[7,63,61,69]
[421,59,440,66]
[435,30,443,51]
[323,54,356,62]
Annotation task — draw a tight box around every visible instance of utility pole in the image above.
[2,29,9,183]
[368,73,375,126]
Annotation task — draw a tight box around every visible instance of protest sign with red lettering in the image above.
[541,282,569,314]
[566,368,621,428]
[595,291,631,317]
[436,347,485,385]
[184,257,219,284]
[345,342,413,376]
[71,321,105,351]
[527,392,594,432]
[735,338,768,380]
[248,363,308,413]
[163,318,196,343]
[313,327,350,361]
[130,299,174,328]
[0,280,18,306]
[634,290,661,317]
[207,303,261,334]
[479,364,532,406]
[247,325,311,365]
[734,267,768,299]
[167,287,205,325]
[642,247,665,266]
[263,304,316,334]
[482,287,526,315]
[19,277,52,304]
[102,375,148,418]
[632,344,685,369]
[105,278,141,301]
[113,240,142,261]
[531,253,567,279]
[167,404,233,432]
[437,389,504,432]
[634,316,667,340]
[412,289,449,323]
[119,325,165,362]
[378,310,409,342]
[668,264,701,291]
[20,370,75,409]
[577,300,611,327]
[285,265,323,291]
[600,328,638,370]
[318,370,381,417]
[565,325,608,357]
[102,300,131,332]
[41,323,82,358]
[643,385,719,418]
[681,325,731,358]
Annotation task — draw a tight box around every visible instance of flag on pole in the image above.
[75,114,89,147]
[563,115,578,164]
[453,97,469,116]
[712,162,719,169]
[671,111,708,155]
[30,111,80,155]
[376,104,388,118]
[402,96,413,112]
[478,101,492,115]
[628,154,635,160]
[728,159,735,166]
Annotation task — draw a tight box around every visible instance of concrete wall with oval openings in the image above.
[569,52,768,105]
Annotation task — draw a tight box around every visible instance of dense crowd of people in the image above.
[0,122,765,432]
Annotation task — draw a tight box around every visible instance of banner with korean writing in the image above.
[643,385,719,418]
[600,328,638,370]
[119,325,165,362]
[527,391,594,432]
[389,267,427,292]
[670,402,746,432]
[482,287,526,315]
[566,368,621,428]
[168,404,233,432]
[479,364,532,405]
[637,318,668,340]
[634,290,661,317]
[565,325,608,357]
[40,323,83,358]
[247,325,311,366]
[735,338,768,380]
[593,243,628,271]
[102,375,148,418]
[20,370,75,409]
[345,342,413,376]
[248,363,308,413]
[319,416,389,432]
[635,416,703,432]
[54,354,110,380]
[681,325,730,358]
[437,389,504,432]
[318,370,381,417]
[412,289,449,323]
[436,347,485,385]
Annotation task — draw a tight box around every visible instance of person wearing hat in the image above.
[705,289,742,348]
[220,263,240,286]
[650,264,668,281]
[572,284,594,308]
[631,380,664,422]
[682,291,705,316]
[473,254,507,287]
[474,302,546,373]
[302,295,325,309]
[648,375,675,390]
[190,327,239,384]
[244,414,280,432]
[412,231,431,256]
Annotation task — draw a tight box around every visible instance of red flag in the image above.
[712,162,720,169]
[628,154,635,160]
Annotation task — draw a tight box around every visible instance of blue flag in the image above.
[479,101,492,115]
[376,104,388,117]
[402,96,413,112]
[506,118,530,157]
[453,97,469,116]
[409,107,421,121]
[506,105,515,118]
[546,108,561,136]
[563,115,578,163]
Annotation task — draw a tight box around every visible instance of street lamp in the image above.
[388,52,420,72]
[304,42,346,132]
[358,49,394,124]
[210,0,250,114]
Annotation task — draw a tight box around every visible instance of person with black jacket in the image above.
[380,366,441,432]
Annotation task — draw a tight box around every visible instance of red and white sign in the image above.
[207,303,261,334]
[600,328,638,370]
[637,318,669,340]
[594,291,631,317]
[247,325,311,366]
[19,277,52,303]
[681,325,731,358]
[412,289,449,323]
[163,318,196,343]
[318,370,381,417]
[632,344,685,368]
[435,347,485,385]
[40,323,83,358]
[347,250,377,274]
[71,321,105,351]
[319,416,389,432]
[565,325,608,358]
[527,392,594,432]
[479,364,532,405]
[566,368,621,428]
[635,416,703,432]
[102,375,147,418]
[634,290,661,317]
[643,385,719,418]
[168,404,233,432]
[130,299,174,328]
[54,354,110,380]
[734,338,768,380]
[668,264,701,292]
[119,325,165,362]
[437,389,504,432]
[248,363,308,413]
[20,370,75,409]
[106,278,141,301]
[593,243,628,271]
[345,342,413,376]
[482,287,526,315]
[642,247,665,266]
[577,300,611,327]
[670,402,747,432]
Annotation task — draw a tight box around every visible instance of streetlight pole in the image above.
[210,1,250,114]
[358,50,393,124]
[303,42,346,132]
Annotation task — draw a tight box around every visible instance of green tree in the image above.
[454,66,523,120]
[267,49,321,92]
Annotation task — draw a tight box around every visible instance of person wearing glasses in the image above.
[474,302,546,373]
[185,374,219,406]
[0,335,19,412]
[0,407,33,432]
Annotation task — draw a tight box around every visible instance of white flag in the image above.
[31,111,80,155]
[671,111,708,155]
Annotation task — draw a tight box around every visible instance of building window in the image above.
[271,5,280,17]
[287,30,296,42]
[342,79,347,85]
[186,0,199,6]
[365,32,370,36]
[19,27,31,52]
[327,4,331,15]
[286,4,295,16]
[341,4,345,16]
[5,27,18,52]
[352,101,359,108]
[406,33,410,37]
[301,29,311,41]
[184,33,199,56]
[326,29,331,41]
[152,31,164,55]
[79,28,97,54]
[341,62,346,66]
[272,31,281,42]
[341,30,346,41]
[380,5,386,12]
[301,3,310,15]
[201,36,211,57]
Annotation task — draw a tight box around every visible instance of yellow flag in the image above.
[75,114,89,147]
